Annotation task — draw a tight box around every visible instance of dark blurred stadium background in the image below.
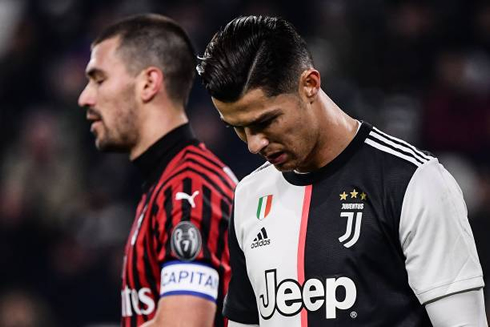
[0,0,489,325]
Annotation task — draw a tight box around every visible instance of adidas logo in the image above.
[251,227,271,249]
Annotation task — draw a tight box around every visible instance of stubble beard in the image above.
[95,89,138,153]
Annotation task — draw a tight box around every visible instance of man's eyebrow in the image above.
[221,108,281,128]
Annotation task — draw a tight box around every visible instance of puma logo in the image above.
[175,191,200,208]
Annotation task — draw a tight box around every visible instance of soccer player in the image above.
[78,14,237,327]
[197,16,487,326]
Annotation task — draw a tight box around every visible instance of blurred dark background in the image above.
[0,0,489,325]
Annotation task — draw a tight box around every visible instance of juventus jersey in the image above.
[224,122,484,326]
[122,124,237,327]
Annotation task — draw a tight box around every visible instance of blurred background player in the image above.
[78,14,236,327]
[198,15,487,326]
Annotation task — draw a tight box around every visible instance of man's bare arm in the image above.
[141,295,216,327]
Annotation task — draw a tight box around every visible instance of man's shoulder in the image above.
[360,125,444,202]
[232,162,284,206]
[155,142,237,194]
[362,125,436,173]
[177,142,227,169]
[237,162,278,188]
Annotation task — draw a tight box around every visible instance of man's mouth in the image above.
[86,109,103,133]
[265,152,287,165]
[86,108,102,122]
[87,115,102,133]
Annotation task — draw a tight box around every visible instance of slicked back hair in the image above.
[197,16,313,102]
[93,14,196,107]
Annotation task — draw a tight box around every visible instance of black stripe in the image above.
[181,177,192,221]
[152,202,164,255]
[200,186,212,260]
[257,233,263,240]
[130,232,142,326]
[143,234,158,310]
[182,148,224,171]
[164,187,174,259]
[262,227,268,239]
[372,129,431,162]
[215,265,226,327]
[129,198,152,326]
[215,199,229,327]
[216,199,230,261]
[367,135,424,165]
[186,157,234,191]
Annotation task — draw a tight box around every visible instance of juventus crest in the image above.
[338,188,367,248]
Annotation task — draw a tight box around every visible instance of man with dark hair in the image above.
[198,16,487,326]
[79,14,237,327]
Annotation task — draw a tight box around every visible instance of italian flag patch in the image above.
[256,195,273,220]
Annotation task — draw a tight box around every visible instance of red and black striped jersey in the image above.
[121,124,237,327]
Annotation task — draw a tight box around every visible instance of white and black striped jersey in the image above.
[223,121,484,326]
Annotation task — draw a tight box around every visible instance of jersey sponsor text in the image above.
[121,287,156,317]
[259,269,357,320]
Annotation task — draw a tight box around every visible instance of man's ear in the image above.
[138,67,164,103]
[299,69,321,103]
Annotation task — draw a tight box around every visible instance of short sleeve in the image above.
[223,207,260,324]
[399,159,484,304]
[153,172,231,302]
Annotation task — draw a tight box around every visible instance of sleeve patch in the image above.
[170,221,202,261]
[160,261,219,302]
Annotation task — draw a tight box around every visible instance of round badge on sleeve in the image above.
[170,221,202,261]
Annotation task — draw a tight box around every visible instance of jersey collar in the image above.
[132,123,200,190]
[282,121,373,186]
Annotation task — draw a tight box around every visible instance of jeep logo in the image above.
[259,269,357,319]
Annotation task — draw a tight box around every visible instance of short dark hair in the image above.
[93,14,196,106]
[197,16,313,102]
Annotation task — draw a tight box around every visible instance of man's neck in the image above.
[297,92,358,172]
[129,102,188,161]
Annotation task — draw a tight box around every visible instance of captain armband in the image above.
[160,261,219,302]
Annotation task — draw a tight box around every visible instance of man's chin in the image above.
[271,161,296,172]
[95,139,129,153]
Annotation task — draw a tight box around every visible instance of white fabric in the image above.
[425,288,488,326]
[233,165,306,326]
[399,159,484,304]
[160,262,219,301]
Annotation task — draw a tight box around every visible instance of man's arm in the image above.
[146,166,234,326]
[399,159,485,314]
[141,296,216,327]
[425,288,488,326]
[222,204,260,324]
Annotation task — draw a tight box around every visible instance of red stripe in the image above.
[298,185,312,327]
[264,195,273,217]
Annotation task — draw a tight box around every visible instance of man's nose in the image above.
[78,84,95,108]
[246,129,269,154]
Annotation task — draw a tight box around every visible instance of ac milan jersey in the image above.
[122,124,237,327]
[224,122,484,326]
